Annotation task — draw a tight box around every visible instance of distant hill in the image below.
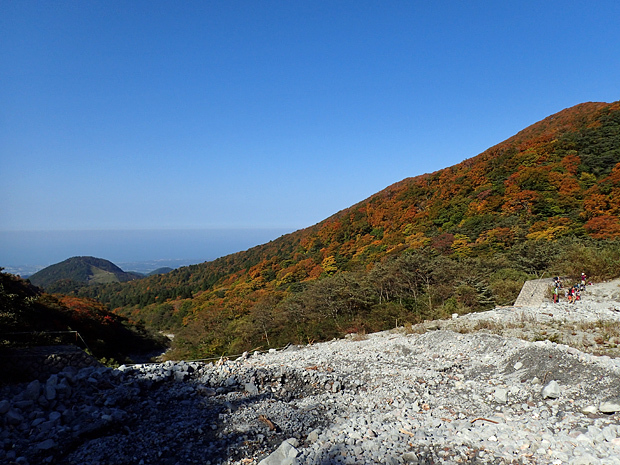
[29,256,142,291]
[78,100,620,359]
[147,267,174,276]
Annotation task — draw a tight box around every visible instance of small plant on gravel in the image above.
[531,331,561,344]
[407,324,427,335]
[455,324,472,334]
[348,332,368,341]
[517,310,537,328]
[389,326,408,336]
[576,320,620,339]
[473,319,505,333]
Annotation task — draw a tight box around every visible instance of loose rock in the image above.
[599,398,620,413]
[542,380,561,399]
[1,279,620,464]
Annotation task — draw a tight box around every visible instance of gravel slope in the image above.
[2,280,620,465]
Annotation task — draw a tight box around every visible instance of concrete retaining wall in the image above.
[513,278,554,307]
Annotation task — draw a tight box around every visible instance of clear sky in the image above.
[1,1,619,236]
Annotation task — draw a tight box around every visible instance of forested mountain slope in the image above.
[79,101,620,359]
[0,270,166,366]
[29,256,142,292]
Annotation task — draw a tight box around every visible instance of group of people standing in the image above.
[552,272,588,304]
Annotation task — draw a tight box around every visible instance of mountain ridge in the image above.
[28,256,142,291]
[74,100,620,358]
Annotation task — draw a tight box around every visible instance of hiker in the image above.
[553,285,559,303]
[581,272,587,291]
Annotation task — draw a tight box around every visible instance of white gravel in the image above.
[2,279,620,465]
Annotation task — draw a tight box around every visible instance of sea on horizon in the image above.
[0,228,293,276]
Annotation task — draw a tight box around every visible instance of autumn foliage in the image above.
[75,101,620,359]
[0,270,166,363]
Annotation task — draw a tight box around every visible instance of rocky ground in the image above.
[2,280,620,465]
[417,279,620,358]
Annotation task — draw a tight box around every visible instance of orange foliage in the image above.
[584,216,620,239]
[77,100,620,336]
[561,154,581,175]
[526,217,571,241]
[474,228,514,249]
[501,190,539,215]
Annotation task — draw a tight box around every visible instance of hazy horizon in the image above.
[0,228,293,272]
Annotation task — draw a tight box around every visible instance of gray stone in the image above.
[36,439,56,450]
[582,405,598,414]
[46,374,58,388]
[60,365,78,382]
[13,400,33,410]
[307,429,320,443]
[542,380,560,399]
[37,420,55,433]
[244,381,259,396]
[197,385,216,396]
[570,453,598,465]
[45,377,58,401]
[55,380,71,397]
[5,409,24,426]
[602,425,617,442]
[0,399,9,414]
[403,452,419,463]
[258,439,300,465]
[599,398,620,413]
[494,388,508,404]
[25,380,41,400]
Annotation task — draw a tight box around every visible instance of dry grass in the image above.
[472,319,506,332]
[350,332,369,341]
[345,331,369,341]
[407,324,428,335]
[405,309,620,358]
[574,320,620,338]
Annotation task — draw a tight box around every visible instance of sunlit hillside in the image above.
[75,101,620,359]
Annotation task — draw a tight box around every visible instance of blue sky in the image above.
[1,1,619,243]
